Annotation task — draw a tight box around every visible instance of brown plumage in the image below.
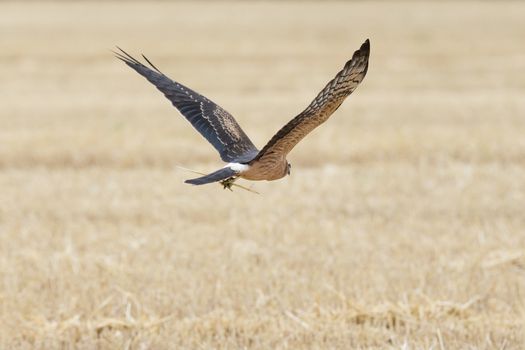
[115,39,370,189]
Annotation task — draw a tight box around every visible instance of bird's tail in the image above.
[184,167,238,185]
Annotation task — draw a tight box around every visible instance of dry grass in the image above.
[1,1,525,349]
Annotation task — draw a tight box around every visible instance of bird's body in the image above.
[115,39,370,189]
[238,158,288,181]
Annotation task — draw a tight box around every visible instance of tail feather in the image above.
[185,167,238,186]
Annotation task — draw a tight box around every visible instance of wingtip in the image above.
[361,38,370,52]
[112,45,122,57]
[113,45,126,57]
[113,46,143,67]
[141,53,162,74]
[348,38,370,64]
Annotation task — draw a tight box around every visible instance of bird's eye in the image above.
[287,163,291,175]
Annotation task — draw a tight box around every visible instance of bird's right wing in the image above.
[115,48,259,163]
[251,39,370,164]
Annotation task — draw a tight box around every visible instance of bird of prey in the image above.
[115,39,370,190]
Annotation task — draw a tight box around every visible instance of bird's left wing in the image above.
[251,39,370,164]
[115,48,259,163]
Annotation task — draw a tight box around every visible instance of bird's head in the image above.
[287,162,292,176]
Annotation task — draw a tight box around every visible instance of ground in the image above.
[1,1,524,349]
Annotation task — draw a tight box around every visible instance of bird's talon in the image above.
[220,177,237,191]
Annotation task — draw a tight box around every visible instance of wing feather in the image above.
[251,39,370,164]
[115,48,259,163]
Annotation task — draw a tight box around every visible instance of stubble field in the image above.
[1,1,524,349]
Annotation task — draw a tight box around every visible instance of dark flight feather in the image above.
[115,47,259,163]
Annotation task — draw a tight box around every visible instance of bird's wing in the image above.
[251,39,370,164]
[115,48,259,163]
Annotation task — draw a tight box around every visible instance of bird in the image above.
[115,39,370,190]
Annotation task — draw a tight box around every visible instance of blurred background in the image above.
[1,1,524,348]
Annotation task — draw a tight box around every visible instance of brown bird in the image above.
[115,39,370,190]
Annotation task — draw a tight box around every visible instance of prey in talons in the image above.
[220,176,238,191]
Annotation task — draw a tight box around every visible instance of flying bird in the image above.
[115,39,370,190]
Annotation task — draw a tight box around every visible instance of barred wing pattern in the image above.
[252,39,370,165]
[115,48,259,163]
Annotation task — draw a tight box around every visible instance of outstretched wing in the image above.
[251,39,370,164]
[115,48,259,163]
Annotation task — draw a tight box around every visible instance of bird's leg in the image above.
[220,176,238,191]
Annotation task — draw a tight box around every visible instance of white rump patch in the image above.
[225,163,250,172]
